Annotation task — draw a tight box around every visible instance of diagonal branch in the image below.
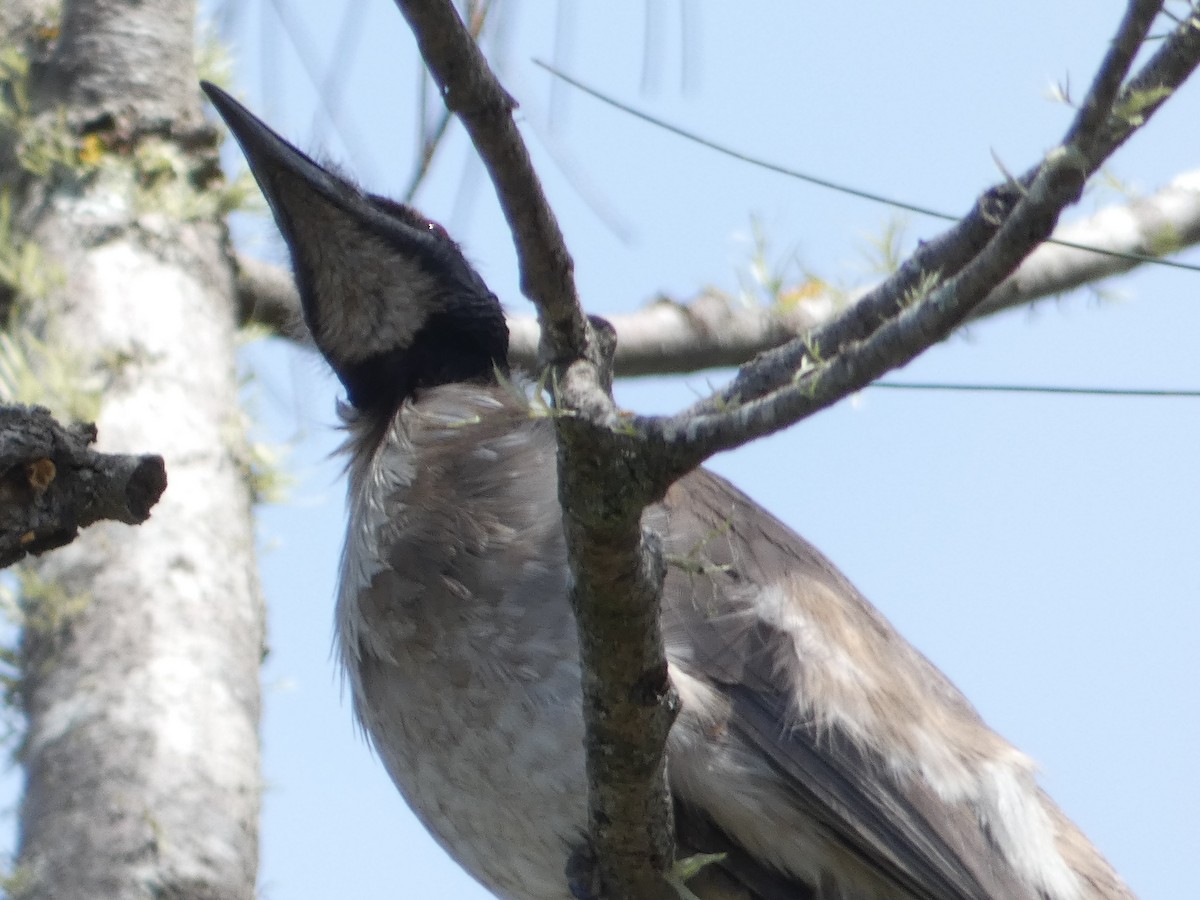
[391,0,591,370]
[652,0,1193,475]
[695,0,1195,418]
[648,145,1107,469]
[1064,0,1164,152]
[973,169,1200,317]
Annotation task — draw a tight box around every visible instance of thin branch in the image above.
[648,139,1094,467]
[264,0,377,173]
[696,1,1198,417]
[0,405,167,568]
[402,87,455,203]
[391,0,590,369]
[974,168,1200,317]
[1091,2,1200,164]
[1064,0,1164,154]
[309,3,369,146]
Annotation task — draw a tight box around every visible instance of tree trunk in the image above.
[3,2,264,897]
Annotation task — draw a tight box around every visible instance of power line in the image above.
[870,381,1200,398]
[534,61,1200,276]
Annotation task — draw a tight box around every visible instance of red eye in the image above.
[426,220,450,241]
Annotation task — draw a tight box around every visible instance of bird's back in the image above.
[657,471,1132,900]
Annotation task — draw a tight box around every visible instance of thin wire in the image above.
[870,381,1200,398]
[551,0,575,130]
[310,4,369,145]
[266,0,378,176]
[538,61,952,220]
[533,61,1200,275]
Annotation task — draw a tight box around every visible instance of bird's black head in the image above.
[201,82,509,416]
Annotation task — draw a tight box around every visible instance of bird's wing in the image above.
[656,468,1047,900]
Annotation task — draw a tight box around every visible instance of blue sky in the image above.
[11,3,1198,899]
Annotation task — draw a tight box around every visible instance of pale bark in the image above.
[4,1,264,898]
[234,168,1200,377]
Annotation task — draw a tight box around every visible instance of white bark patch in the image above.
[21,205,264,898]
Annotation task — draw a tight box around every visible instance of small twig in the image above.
[265,0,378,174]
[1064,0,1163,153]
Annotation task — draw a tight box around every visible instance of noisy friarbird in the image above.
[203,82,1132,900]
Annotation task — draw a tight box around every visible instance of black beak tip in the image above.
[198,81,292,180]
[198,80,322,183]
[199,80,229,113]
[199,80,363,244]
[199,80,253,136]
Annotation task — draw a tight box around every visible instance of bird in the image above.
[202,81,1134,900]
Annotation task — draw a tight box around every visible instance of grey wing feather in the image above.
[722,685,991,899]
[657,469,1045,900]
